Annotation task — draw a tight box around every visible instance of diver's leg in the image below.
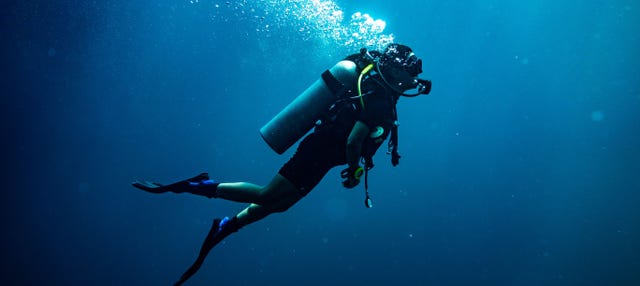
[218,174,303,227]
[216,174,302,207]
[214,182,263,203]
[173,174,303,285]
[133,173,297,204]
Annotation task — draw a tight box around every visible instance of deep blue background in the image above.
[2,0,639,285]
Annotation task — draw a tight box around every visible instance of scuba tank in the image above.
[259,60,359,154]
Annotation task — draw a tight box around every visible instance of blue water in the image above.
[3,1,639,285]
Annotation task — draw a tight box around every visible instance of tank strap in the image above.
[321,69,344,95]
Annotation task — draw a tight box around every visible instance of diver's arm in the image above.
[346,121,370,169]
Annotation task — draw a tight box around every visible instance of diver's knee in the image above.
[268,192,303,213]
[254,186,274,205]
[257,179,301,213]
[255,194,290,213]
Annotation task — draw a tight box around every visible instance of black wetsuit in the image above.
[278,74,398,194]
[169,74,400,286]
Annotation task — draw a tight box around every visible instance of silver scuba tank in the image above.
[259,60,358,154]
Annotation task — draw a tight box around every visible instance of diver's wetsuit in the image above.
[171,76,399,285]
[278,74,398,195]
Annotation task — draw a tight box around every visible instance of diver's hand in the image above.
[340,166,363,189]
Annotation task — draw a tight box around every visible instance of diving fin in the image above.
[173,217,240,286]
[132,173,218,197]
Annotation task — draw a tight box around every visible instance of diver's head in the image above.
[381,44,423,76]
[378,43,424,93]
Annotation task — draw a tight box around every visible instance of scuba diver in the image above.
[132,43,431,285]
